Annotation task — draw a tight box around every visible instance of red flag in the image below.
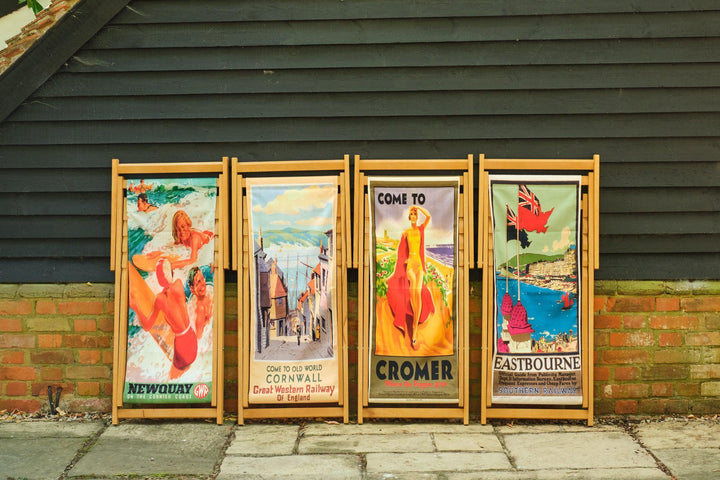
[518,185,553,233]
[506,205,531,248]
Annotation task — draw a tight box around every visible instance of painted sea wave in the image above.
[425,243,454,267]
[496,278,579,341]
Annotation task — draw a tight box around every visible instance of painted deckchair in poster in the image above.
[123,177,217,403]
[489,176,583,405]
[246,177,340,405]
[368,177,459,403]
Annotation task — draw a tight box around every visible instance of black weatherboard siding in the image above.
[0,0,719,282]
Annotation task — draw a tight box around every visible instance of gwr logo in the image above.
[193,383,210,399]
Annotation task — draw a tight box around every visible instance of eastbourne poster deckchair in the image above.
[489,175,583,405]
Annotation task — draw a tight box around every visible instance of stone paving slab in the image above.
[0,421,103,438]
[650,448,720,480]
[302,422,493,436]
[218,454,362,479]
[366,474,441,480]
[494,423,622,434]
[445,467,669,479]
[635,421,720,480]
[636,421,720,449]
[68,421,232,477]
[0,421,103,480]
[434,432,504,452]
[299,432,435,453]
[228,424,299,455]
[503,431,657,470]
[366,451,512,474]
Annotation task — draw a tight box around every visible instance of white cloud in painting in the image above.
[297,216,332,227]
[552,226,572,252]
[271,220,291,226]
[259,185,335,215]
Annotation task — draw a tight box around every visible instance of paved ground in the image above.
[1,417,718,479]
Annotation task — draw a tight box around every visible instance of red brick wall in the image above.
[592,281,720,415]
[1,281,719,416]
[0,284,113,412]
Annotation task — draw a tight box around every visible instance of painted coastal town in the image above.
[248,181,337,362]
[492,181,581,356]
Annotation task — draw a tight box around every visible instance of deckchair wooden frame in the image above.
[231,156,351,425]
[478,155,599,426]
[110,158,229,425]
[354,155,473,424]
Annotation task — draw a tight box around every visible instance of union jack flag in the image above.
[506,204,519,227]
[518,185,541,214]
[506,204,530,248]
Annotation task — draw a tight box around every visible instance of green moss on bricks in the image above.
[64,283,114,298]
[0,284,19,298]
[17,284,66,298]
[616,281,666,296]
[664,281,697,295]
[594,280,618,295]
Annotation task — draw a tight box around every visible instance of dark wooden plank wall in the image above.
[1,0,719,282]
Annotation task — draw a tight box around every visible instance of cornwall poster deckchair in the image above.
[232,157,350,424]
[478,155,599,426]
[110,158,228,424]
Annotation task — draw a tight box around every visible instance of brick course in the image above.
[0,280,718,417]
[0,0,81,76]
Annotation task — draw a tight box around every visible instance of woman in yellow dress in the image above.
[386,205,435,349]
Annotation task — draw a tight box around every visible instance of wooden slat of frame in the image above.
[482,159,596,171]
[586,194,596,426]
[241,181,251,412]
[363,407,466,419]
[115,211,129,410]
[485,209,495,410]
[592,156,600,268]
[581,194,590,411]
[356,159,471,171]
[353,155,361,268]
[457,192,465,410]
[467,155,475,268]
[343,155,352,267]
[242,407,347,419]
[335,175,344,408]
[356,178,366,423]
[464,171,471,424]
[117,408,221,419]
[236,159,346,173]
[231,158,239,271]
[110,160,119,269]
[484,408,591,421]
[116,162,225,174]
[221,161,230,270]
[338,172,350,423]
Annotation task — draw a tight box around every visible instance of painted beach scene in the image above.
[371,183,457,357]
[125,178,216,389]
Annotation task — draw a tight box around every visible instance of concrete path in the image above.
[1,418,718,479]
